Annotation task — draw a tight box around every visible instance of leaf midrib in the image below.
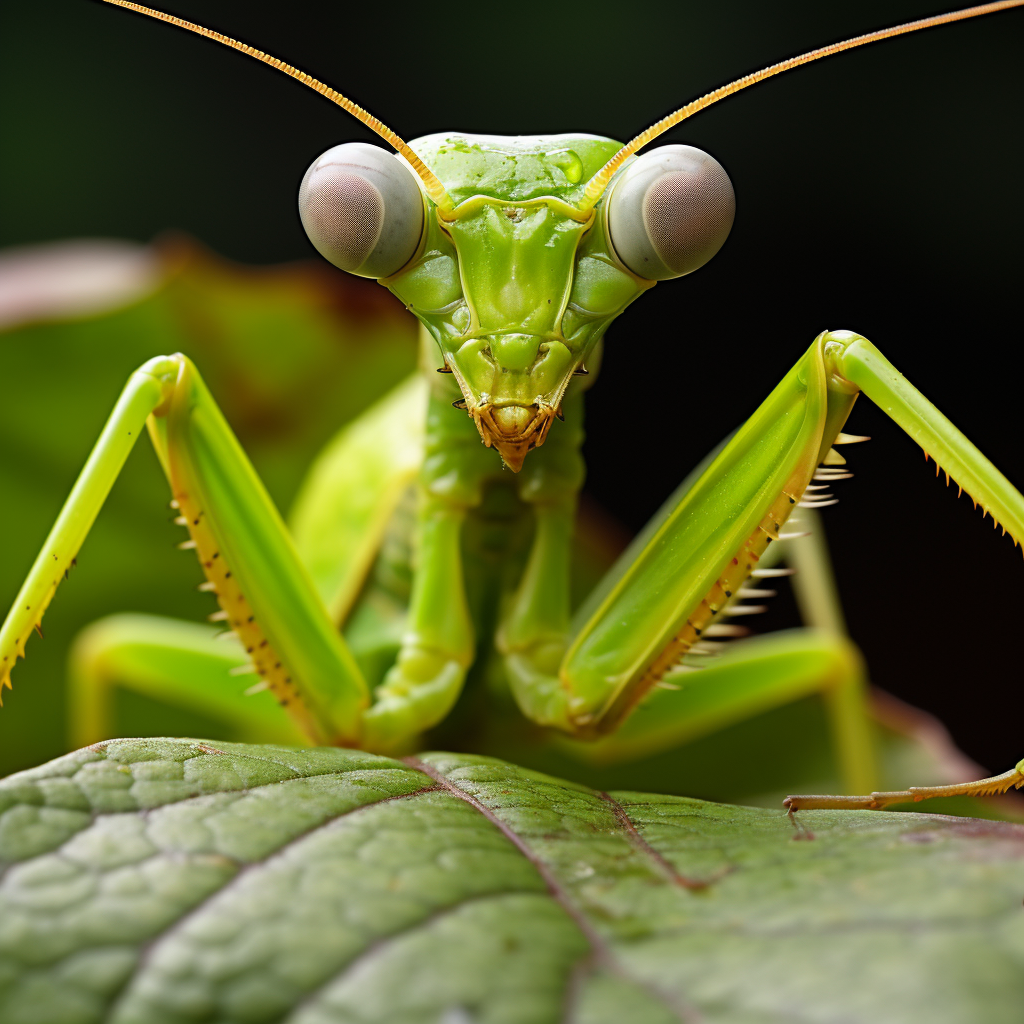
[405,756,696,1024]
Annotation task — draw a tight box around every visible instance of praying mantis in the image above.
[1,0,1023,812]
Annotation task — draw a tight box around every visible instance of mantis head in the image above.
[298,134,734,470]
[103,0,1021,469]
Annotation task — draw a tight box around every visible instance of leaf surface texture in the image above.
[2,739,1024,1023]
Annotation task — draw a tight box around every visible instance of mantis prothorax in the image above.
[2,0,1023,811]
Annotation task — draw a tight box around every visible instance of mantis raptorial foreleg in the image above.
[64,372,430,752]
[494,329,1024,799]
[0,353,370,746]
[497,389,585,726]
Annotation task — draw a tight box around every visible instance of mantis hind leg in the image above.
[68,613,305,748]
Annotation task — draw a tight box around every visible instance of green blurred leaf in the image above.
[1,739,1023,1023]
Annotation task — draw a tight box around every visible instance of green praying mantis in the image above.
[2,0,1023,813]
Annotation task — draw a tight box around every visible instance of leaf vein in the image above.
[598,791,726,891]
[404,757,698,1024]
[0,747,422,873]
[287,889,553,1023]
[105,783,439,1015]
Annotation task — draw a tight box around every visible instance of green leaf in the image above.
[2,739,1023,1023]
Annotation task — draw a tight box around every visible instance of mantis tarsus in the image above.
[2,1,1023,811]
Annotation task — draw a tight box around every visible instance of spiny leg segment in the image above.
[149,355,370,744]
[783,331,1024,811]
[0,353,369,746]
[167,486,323,741]
[636,482,817,692]
[503,328,1024,803]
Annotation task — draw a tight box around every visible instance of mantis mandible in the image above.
[2,0,1023,811]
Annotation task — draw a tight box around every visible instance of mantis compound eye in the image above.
[606,145,735,280]
[298,142,424,279]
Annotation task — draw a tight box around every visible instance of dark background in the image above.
[1,0,1022,771]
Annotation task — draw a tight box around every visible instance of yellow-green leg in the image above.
[501,333,876,793]
[68,613,305,748]
[559,628,874,791]
[784,769,1024,812]
[785,333,1024,810]
[0,353,369,747]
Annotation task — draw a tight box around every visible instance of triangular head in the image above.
[299,132,735,469]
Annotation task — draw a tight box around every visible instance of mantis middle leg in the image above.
[68,613,305,748]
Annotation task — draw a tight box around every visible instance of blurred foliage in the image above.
[0,238,416,775]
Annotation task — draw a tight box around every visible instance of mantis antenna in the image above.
[579,0,1024,212]
[99,0,455,213]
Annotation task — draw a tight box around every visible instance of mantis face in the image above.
[298,134,735,470]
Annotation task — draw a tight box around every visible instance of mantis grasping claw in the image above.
[2,1,1023,810]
